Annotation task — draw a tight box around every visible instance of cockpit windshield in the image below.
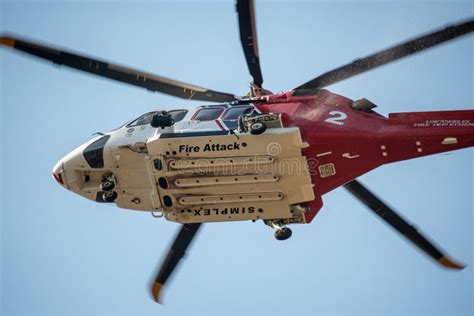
[126,109,188,128]
[127,112,156,127]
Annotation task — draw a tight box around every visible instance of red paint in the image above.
[52,172,63,185]
[256,89,474,223]
[215,119,226,131]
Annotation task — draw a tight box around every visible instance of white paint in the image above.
[324,111,347,126]
[316,151,332,157]
[442,137,458,145]
[342,153,360,159]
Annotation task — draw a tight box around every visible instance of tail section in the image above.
[381,110,474,164]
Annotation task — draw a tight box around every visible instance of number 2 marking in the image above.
[324,111,347,126]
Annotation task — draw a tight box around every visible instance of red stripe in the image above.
[215,120,226,131]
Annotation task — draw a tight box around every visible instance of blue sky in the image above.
[0,1,472,315]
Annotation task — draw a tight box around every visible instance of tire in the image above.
[101,180,115,191]
[102,191,118,202]
[250,122,267,135]
[274,227,292,241]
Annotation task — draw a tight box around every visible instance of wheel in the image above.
[101,180,115,191]
[274,227,292,241]
[102,191,118,202]
[250,122,267,135]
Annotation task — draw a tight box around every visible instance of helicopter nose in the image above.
[52,135,106,192]
[52,159,65,186]
[52,143,87,190]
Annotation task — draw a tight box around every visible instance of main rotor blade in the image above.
[344,180,465,270]
[236,0,264,87]
[151,223,202,303]
[295,19,474,93]
[0,35,237,103]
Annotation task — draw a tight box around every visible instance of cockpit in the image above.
[115,105,256,133]
[117,104,256,134]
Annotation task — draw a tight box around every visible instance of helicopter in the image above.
[1,0,473,304]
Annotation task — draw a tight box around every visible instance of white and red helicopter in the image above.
[1,0,473,303]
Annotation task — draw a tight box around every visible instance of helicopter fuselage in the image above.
[52,89,474,225]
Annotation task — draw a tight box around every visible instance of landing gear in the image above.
[250,122,267,135]
[101,179,115,191]
[102,191,118,202]
[274,227,292,240]
[100,174,117,202]
[267,220,293,241]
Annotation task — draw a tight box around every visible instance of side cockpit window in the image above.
[192,108,224,121]
[222,106,253,120]
[169,109,188,122]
